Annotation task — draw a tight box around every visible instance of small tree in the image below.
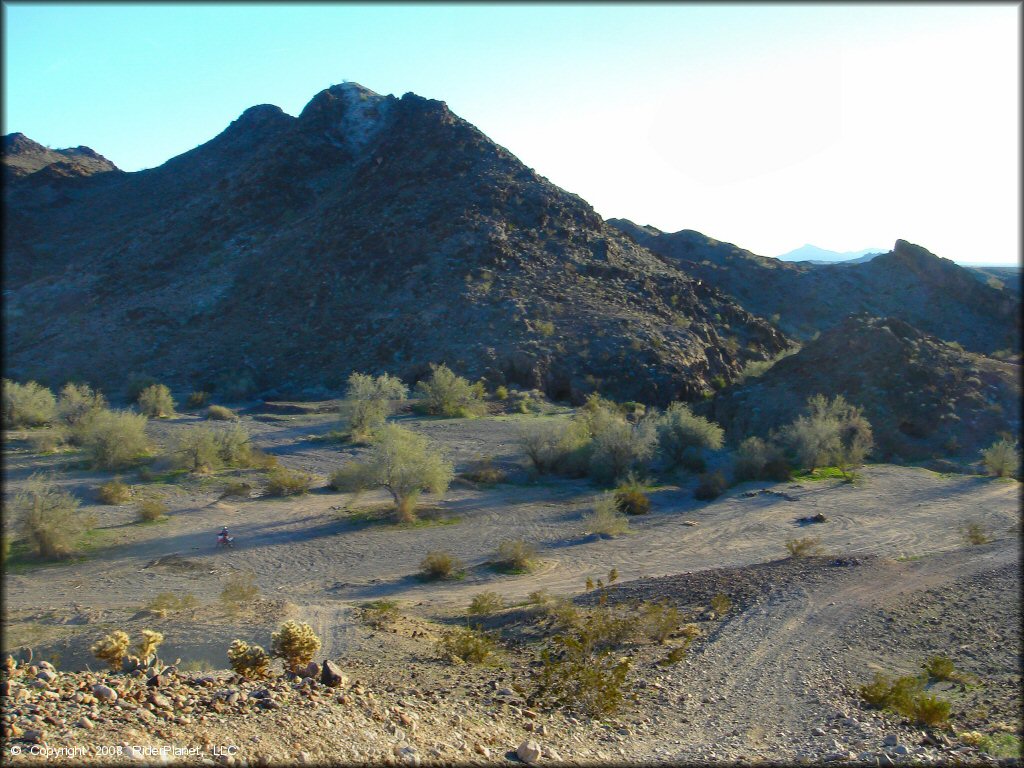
[56,382,107,427]
[589,416,655,483]
[981,438,1020,478]
[77,409,150,470]
[782,394,872,475]
[415,364,486,418]
[173,426,222,472]
[137,384,176,418]
[733,436,791,482]
[2,379,56,428]
[653,403,724,469]
[356,424,454,522]
[15,474,90,559]
[342,372,408,439]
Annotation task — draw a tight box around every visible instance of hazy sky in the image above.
[3,3,1019,264]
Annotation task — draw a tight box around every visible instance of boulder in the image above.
[517,740,542,764]
[321,660,347,688]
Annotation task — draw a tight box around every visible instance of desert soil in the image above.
[2,406,1021,765]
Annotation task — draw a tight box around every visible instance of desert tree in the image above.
[342,372,408,439]
[415,364,486,418]
[653,402,724,469]
[2,379,56,428]
[15,473,92,559]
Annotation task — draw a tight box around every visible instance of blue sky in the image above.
[3,3,1019,264]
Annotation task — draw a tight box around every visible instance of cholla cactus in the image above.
[270,621,321,674]
[136,629,164,663]
[91,630,130,671]
[227,639,271,679]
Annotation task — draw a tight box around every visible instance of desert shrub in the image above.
[614,474,650,515]
[589,415,655,483]
[15,474,89,559]
[2,379,56,428]
[147,592,198,617]
[460,456,506,485]
[436,626,499,664]
[785,536,822,558]
[420,550,465,580]
[56,382,107,427]
[328,462,370,493]
[733,436,791,482]
[136,497,168,522]
[909,692,951,726]
[97,479,131,505]
[679,623,702,639]
[76,409,150,470]
[710,593,732,615]
[961,521,991,545]
[583,493,630,537]
[270,620,322,674]
[227,639,271,679]
[210,370,257,402]
[468,591,506,616]
[694,471,728,500]
[215,424,255,467]
[91,630,130,671]
[782,394,873,474]
[342,372,408,439]
[360,599,400,628]
[518,419,575,474]
[351,424,454,522]
[973,733,1022,759]
[495,539,537,572]
[222,480,252,498]
[533,622,631,716]
[415,364,486,418]
[859,672,925,714]
[28,428,67,453]
[221,572,259,615]
[125,374,159,403]
[206,404,238,421]
[137,384,176,418]
[981,438,1020,478]
[173,426,222,472]
[923,655,958,682]
[266,466,314,496]
[494,385,509,400]
[186,391,210,409]
[653,403,724,469]
[135,629,163,662]
[659,645,689,666]
[638,601,681,644]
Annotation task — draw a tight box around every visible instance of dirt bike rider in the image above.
[217,526,232,545]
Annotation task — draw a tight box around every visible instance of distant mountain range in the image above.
[775,244,883,264]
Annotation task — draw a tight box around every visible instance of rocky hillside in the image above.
[610,220,1019,355]
[703,315,1020,463]
[2,132,120,183]
[3,84,787,404]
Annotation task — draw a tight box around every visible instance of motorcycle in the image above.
[216,534,235,549]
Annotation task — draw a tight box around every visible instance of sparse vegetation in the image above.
[468,591,505,616]
[220,571,259,615]
[173,426,222,472]
[266,466,314,496]
[56,382,107,427]
[460,456,506,485]
[15,474,90,559]
[146,592,198,617]
[97,479,131,505]
[227,639,271,679]
[782,394,873,476]
[614,474,651,515]
[859,669,951,726]
[2,379,56,428]
[91,630,130,671]
[653,402,724,470]
[494,538,537,573]
[588,412,655,483]
[961,521,992,545]
[206,404,238,421]
[710,593,732,615]
[638,601,681,643]
[135,629,163,662]
[415,363,486,418]
[785,536,822,558]
[270,620,322,674]
[136,383,176,418]
[420,550,465,580]
[342,372,408,439]
[981,438,1020,478]
[77,409,151,470]
[583,493,630,537]
[923,655,959,682]
[136,497,168,522]
[694,471,728,500]
[437,625,499,664]
[733,436,791,482]
[186,391,210,409]
[328,462,369,493]
[361,599,400,628]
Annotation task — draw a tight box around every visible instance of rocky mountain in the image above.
[703,315,1020,463]
[775,244,882,264]
[2,132,120,183]
[609,220,1019,354]
[2,83,788,404]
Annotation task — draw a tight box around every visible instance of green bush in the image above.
[227,639,271,679]
[97,479,131,505]
[460,456,507,485]
[614,475,650,515]
[351,424,454,522]
[15,474,90,558]
[77,409,151,470]
[125,374,158,403]
[923,655,958,682]
[173,426,222,472]
[266,466,314,497]
[271,620,322,674]
[27,428,67,454]
[733,436,791,482]
[216,424,255,467]
[137,497,168,522]
[518,418,587,475]
[694,471,728,500]
[137,384,176,418]
[961,521,991,545]
[329,462,370,492]
[589,416,655,483]
[436,626,499,664]
[710,593,732,615]
[147,592,198,617]
[653,403,724,469]
[56,383,107,427]
[360,599,400,628]
[186,391,210,409]
[420,550,465,580]
[342,372,408,439]
[638,601,681,644]
[415,364,486,418]
[495,539,537,572]
[785,536,822,557]
[981,438,1020,478]
[206,404,238,421]
[583,493,630,537]
[220,572,259,615]
[468,591,505,616]
[2,379,56,428]
[782,394,873,474]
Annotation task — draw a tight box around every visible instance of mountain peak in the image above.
[297,82,393,153]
